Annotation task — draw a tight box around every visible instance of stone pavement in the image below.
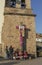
[0,60,20,65]
[0,57,42,65]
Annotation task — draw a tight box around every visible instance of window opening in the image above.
[21,0,26,8]
[10,0,16,7]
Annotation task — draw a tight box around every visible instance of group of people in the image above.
[5,45,14,59]
[5,45,28,60]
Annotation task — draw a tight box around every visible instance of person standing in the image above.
[9,45,14,59]
[5,46,9,59]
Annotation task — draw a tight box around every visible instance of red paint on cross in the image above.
[16,26,24,46]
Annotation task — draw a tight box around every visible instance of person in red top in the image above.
[24,51,28,59]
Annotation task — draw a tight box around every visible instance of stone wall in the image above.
[1,0,36,57]
[1,8,36,56]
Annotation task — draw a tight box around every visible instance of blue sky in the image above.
[31,0,42,33]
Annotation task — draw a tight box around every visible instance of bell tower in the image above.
[5,0,31,8]
[2,0,37,57]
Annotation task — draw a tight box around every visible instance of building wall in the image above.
[36,33,42,47]
[0,0,5,43]
[2,9,36,57]
[0,0,5,56]
[1,0,36,57]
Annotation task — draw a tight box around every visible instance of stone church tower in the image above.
[2,0,36,57]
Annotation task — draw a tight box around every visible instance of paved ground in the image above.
[0,57,42,65]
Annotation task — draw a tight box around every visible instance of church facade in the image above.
[1,0,36,57]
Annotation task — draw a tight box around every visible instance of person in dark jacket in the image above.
[5,46,10,59]
[9,45,14,59]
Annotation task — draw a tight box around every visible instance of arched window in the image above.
[10,0,16,7]
[5,0,16,7]
[21,0,26,8]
